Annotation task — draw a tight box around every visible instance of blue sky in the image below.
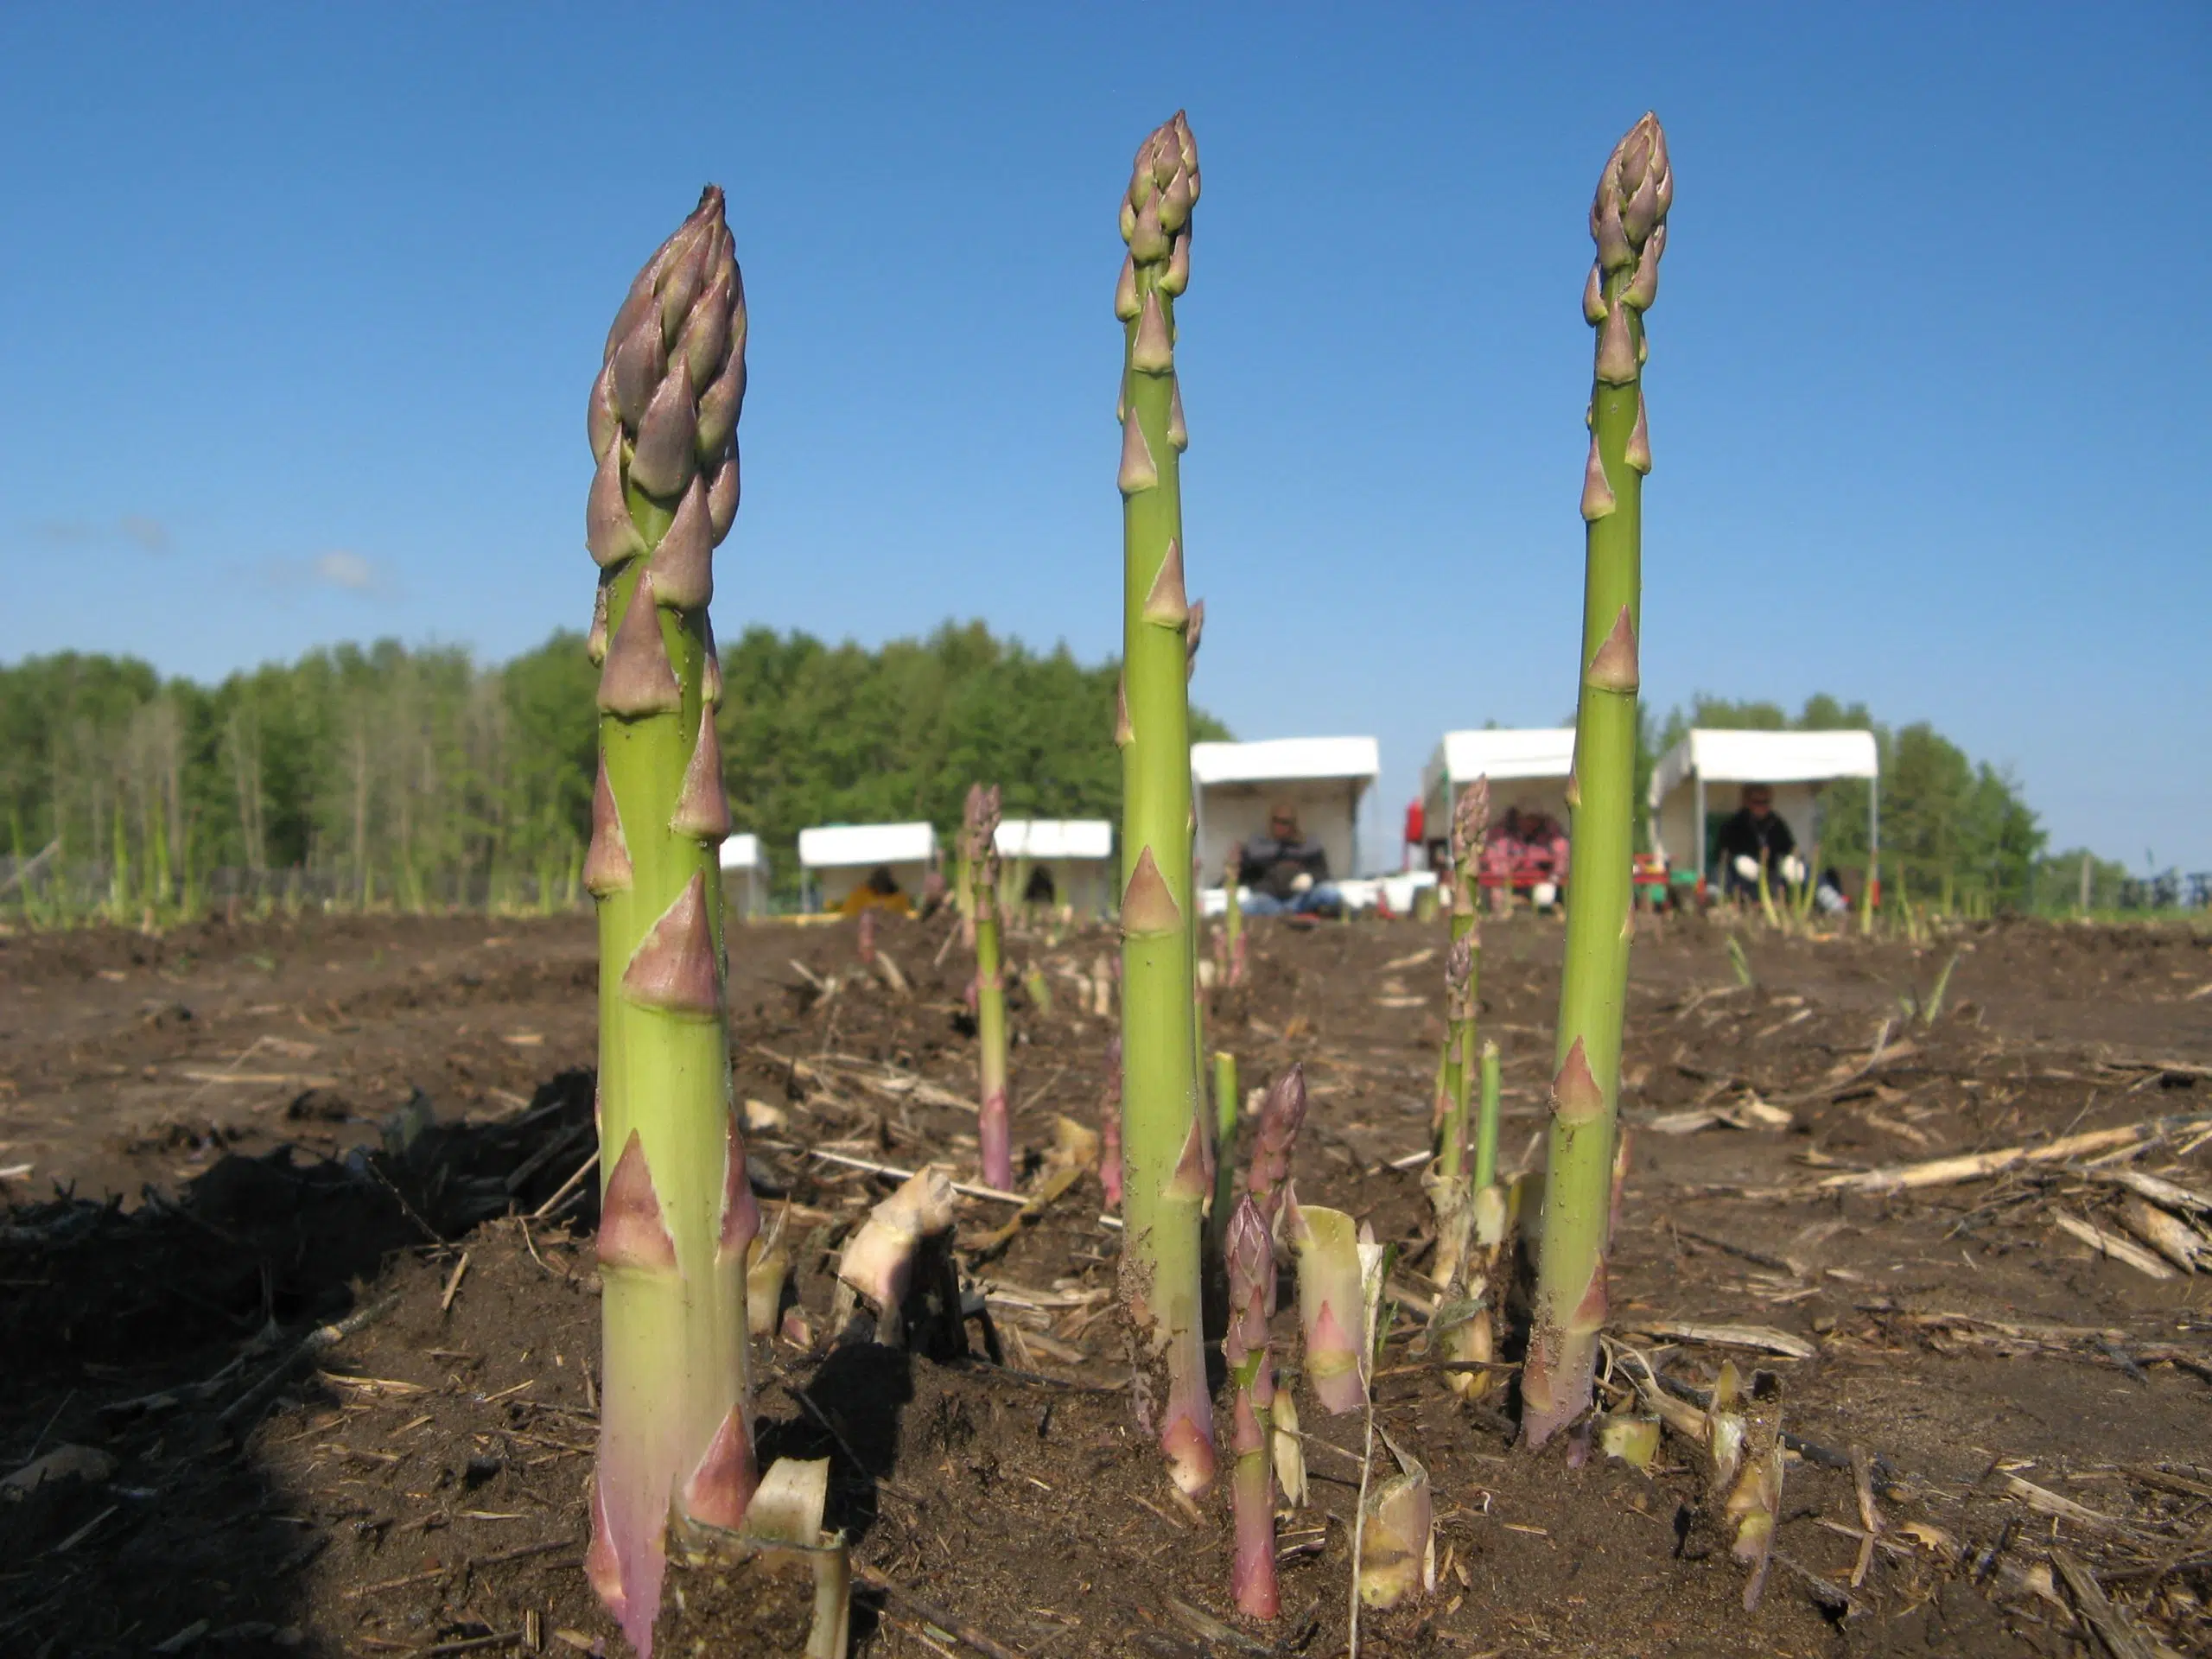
[2,4,2205,873]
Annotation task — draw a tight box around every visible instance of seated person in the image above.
[1714,785,1805,899]
[1483,805,1572,907]
[1236,805,1342,917]
[838,864,912,917]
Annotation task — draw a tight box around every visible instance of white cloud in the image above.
[261,549,396,598]
[23,514,170,551]
[312,550,379,592]
[118,515,170,553]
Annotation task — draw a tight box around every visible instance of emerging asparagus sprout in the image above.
[836,1165,957,1317]
[581,186,756,1659]
[1114,110,1215,1497]
[1523,112,1672,1450]
[1357,1431,1436,1610]
[964,785,1013,1189]
[1711,1363,1786,1609]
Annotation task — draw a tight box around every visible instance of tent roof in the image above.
[1192,737,1381,790]
[995,819,1113,860]
[1649,729,1879,806]
[797,822,938,868]
[1433,728,1578,785]
[717,833,765,872]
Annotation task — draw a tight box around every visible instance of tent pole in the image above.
[1869,779,1880,899]
[1694,773,1707,890]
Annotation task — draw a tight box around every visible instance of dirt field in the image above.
[3,907,2209,1657]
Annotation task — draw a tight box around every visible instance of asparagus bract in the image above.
[581,187,754,1659]
[1290,1200,1369,1416]
[1522,113,1671,1449]
[1224,1198,1280,1618]
[1114,111,1214,1497]
[965,785,1012,1189]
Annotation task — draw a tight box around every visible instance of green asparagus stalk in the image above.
[1473,1039,1503,1196]
[1114,111,1214,1497]
[1522,114,1671,1449]
[965,785,1013,1189]
[580,187,758,1659]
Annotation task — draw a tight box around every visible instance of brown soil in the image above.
[3,909,2209,1658]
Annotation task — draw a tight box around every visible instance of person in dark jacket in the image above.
[1236,804,1342,917]
[1714,784,1805,899]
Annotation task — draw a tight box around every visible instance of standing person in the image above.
[1713,784,1804,899]
[1236,804,1342,918]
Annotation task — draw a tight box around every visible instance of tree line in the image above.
[2,628,2126,918]
[0,622,1228,913]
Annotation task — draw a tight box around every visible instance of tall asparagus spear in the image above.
[1522,115,1671,1448]
[965,785,1013,1188]
[1114,110,1214,1497]
[580,187,757,1658]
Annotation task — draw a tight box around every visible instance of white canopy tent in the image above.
[995,819,1115,915]
[1192,737,1381,894]
[1648,729,1879,887]
[1420,728,1578,863]
[796,822,938,912]
[717,832,767,920]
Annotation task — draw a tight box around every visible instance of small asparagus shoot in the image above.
[1523,112,1672,1448]
[1224,1198,1281,1619]
[1245,1062,1306,1233]
[1101,1035,1124,1210]
[965,785,1012,1190]
[1210,1048,1239,1236]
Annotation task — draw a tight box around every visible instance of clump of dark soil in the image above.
[3,909,2209,1656]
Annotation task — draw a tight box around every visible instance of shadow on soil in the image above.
[0,1071,601,1656]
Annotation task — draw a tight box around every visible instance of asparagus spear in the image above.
[965,785,1013,1189]
[1522,114,1671,1449]
[1224,1198,1281,1618]
[1245,1062,1306,1232]
[579,186,756,1659]
[1447,779,1489,1162]
[1114,110,1214,1497]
